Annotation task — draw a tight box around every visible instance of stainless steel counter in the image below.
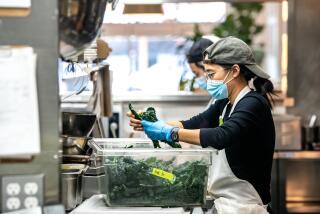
[272,151,320,213]
[274,151,320,159]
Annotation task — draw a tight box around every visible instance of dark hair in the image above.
[239,64,275,108]
[194,61,205,70]
[187,38,214,63]
[220,64,275,108]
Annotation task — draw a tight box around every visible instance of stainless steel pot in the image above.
[62,112,96,137]
[62,155,91,164]
[61,164,87,210]
[62,135,91,155]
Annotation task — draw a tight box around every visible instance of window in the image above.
[105,36,193,93]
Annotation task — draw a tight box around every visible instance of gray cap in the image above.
[203,36,270,79]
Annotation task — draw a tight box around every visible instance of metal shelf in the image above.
[287,202,320,213]
[0,0,60,205]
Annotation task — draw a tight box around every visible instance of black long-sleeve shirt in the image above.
[181,91,275,204]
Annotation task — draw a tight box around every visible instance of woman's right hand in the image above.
[127,112,144,131]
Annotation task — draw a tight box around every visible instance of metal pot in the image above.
[61,164,88,210]
[62,155,91,164]
[59,0,112,60]
[62,112,96,137]
[62,136,91,155]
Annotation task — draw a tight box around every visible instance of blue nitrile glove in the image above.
[141,120,175,142]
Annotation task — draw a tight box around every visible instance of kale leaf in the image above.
[129,103,181,148]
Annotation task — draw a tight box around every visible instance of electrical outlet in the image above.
[6,183,21,196]
[24,182,38,195]
[1,174,44,212]
[6,197,21,210]
[24,197,38,208]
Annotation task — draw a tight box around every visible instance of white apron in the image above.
[207,86,269,214]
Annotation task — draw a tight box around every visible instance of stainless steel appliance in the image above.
[61,112,97,210]
[272,152,320,213]
[0,0,62,211]
[273,114,301,151]
[59,0,119,60]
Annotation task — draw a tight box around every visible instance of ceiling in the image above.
[121,0,282,3]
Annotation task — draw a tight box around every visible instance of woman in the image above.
[186,35,220,108]
[128,37,275,213]
[186,35,219,93]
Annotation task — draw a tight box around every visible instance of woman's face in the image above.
[189,63,205,77]
[203,63,230,81]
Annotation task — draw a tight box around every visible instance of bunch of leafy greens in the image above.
[129,103,181,148]
[104,156,208,206]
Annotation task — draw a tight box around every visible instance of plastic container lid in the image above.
[89,138,155,150]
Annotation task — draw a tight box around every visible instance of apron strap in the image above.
[220,86,251,123]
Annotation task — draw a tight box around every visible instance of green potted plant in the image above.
[188,24,204,42]
[213,3,265,64]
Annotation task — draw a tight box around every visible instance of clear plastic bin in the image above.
[88,138,155,149]
[90,141,213,207]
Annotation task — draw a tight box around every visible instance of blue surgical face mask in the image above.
[195,76,207,90]
[207,71,234,100]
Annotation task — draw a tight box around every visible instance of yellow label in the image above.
[151,168,176,183]
[219,115,224,126]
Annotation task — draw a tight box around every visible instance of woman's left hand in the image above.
[127,111,144,131]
